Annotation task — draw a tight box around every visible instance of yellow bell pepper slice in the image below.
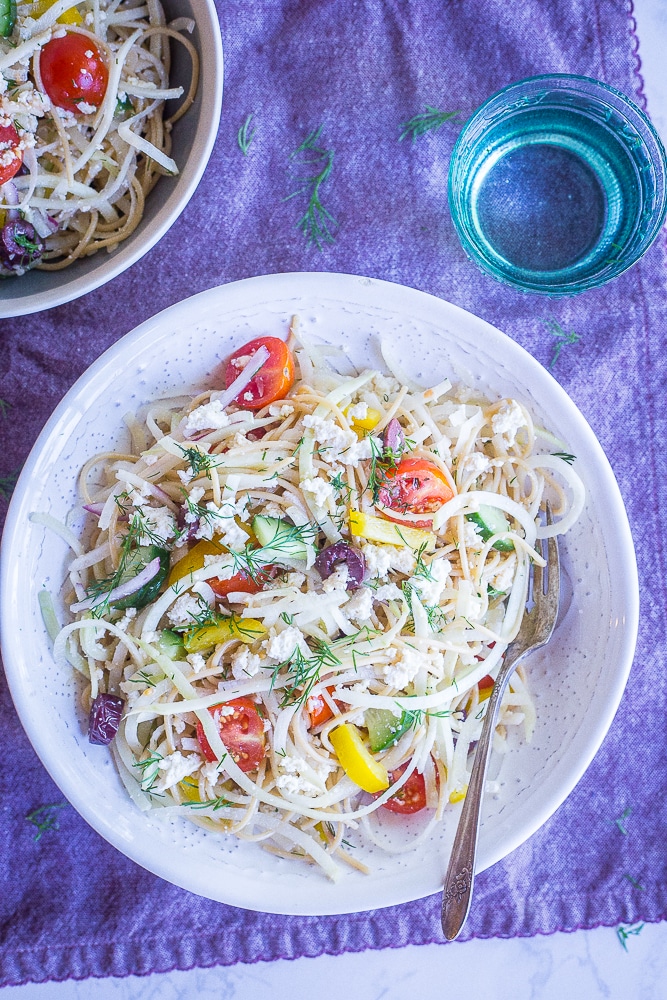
[329,723,389,794]
[32,0,83,23]
[183,614,265,654]
[344,405,381,433]
[449,786,468,804]
[349,510,436,552]
[168,539,225,587]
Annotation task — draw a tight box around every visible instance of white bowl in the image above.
[0,273,639,914]
[0,1,223,319]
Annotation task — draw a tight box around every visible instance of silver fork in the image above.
[441,503,560,941]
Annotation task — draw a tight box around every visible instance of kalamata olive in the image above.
[177,504,199,542]
[382,418,405,461]
[315,541,365,589]
[0,220,44,269]
[88,693,125,745]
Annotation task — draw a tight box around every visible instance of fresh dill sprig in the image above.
[402,706,451,729]
[545,318,581,369]
[272,638,342,708]
[26,802,68,841]
[237,112,256,155]
[623,874,645,890]
[0,466,20,501]
[616,922,644,951]
[552,451,576,464]
[399,106,459,143]
[285,125,337,249]
[133,752,164,792]
[178,444,221,477]
[614,806,632,835]
[185,795,232,811]
[412,542,434,580]
[128,670,157,688]
[0,398,10,419]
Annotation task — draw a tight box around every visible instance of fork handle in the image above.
[440,647,522,940]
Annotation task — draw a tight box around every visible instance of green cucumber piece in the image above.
[252,515,312,561]
[0,0,16,37]
[365,707,412,752]
[466,505,514,551]
[156,628,186,660]
[112,545,170,610]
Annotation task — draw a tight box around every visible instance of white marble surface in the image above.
[6,2,667,997]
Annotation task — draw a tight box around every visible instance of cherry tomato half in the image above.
[39,33,108,114]
[208,566,273,600]
[381,765,427,814]
[0,124,23,186]
[378,457,454,528]
[196,697,266,772]
[225,336,295,411]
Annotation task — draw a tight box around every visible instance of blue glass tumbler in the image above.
[448,75,667,295]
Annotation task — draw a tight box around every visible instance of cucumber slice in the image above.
[466,505,514,551]
[0,0,16,36]
[112,544,170,610]
[365,707,412,752]
[156,628,186,660]
[252,515,313,561]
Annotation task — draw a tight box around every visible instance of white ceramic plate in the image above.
[0,273,639,915]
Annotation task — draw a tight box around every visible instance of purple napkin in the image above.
[1,0,666,985]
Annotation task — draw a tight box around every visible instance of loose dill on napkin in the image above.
[545,318,581,369]
[238,113,256,155]
[285,125,337,249]
[26,802,68,841]
[614,806,632,834]
[0,467,20,501]
[616,922,645,951]
[399,106,459,142]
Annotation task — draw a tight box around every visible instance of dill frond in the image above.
[237,112,256,155]
[285,125,337,249]
[399,106,459,143]
[0,466,20,500]
[545,318,581,369]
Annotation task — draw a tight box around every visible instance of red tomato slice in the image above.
[39,33,109,114]
[381,765,427,814]
[208,567,272,599]
[378,457,454,528]
[196,697,266,772]
[307,687,338,728]
[0,124,23,186]
[225,336,295,410]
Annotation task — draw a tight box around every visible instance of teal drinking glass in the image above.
[448,74,667,295]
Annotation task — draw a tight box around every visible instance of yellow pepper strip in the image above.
[178,777,200,802]
[329,723,389,794]
[449,786,468,804]
[349,510,436,552]
[183,614,265,654]
[344,405,381,433]
[32,0,83,23]
[168,539,226,587]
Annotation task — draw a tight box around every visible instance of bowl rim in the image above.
[0,0,224,319]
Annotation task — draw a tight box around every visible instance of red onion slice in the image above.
[71,556,161,613]
[83,503,104,516]
[1,180,19,221]
[212,344,270,410]
[382,418,405,460]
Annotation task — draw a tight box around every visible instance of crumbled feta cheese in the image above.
[184,400,230,436]
[362,543,393,579]
[322,565,350,593]
[155,751,201,792]
[200,760,221,797]
[373,582,403,602]
[491,554,516,593]
[230,645,263,680]
[262,625,307,661]
[344,586,373,621]
[143,454,159,466]
[301,476,334,508]
[187,652,207,674]
[139,505,177,545]
[491,401,527,447]
[302,414,357,465]
[346,402,368,421]
[408,558,451,606]
[381,647,422,689]
[275,754,333,797]
[115,607,137,633]
[268,402,294,417]
[455,580,485,622]
[463,520,484,550]
[391,547,417,575]
[458,452,492,480]
[218,519,250,551]
[167,594,202,627]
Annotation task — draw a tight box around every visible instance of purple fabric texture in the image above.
[1,0,666,986]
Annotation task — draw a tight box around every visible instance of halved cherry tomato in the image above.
[39,33,109,114]
[381,764,427,814]
[225,336,295,411]
[378,457,454,528]
[196,697,266,772]
[0,125,23,186]
[208,566,273,599]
